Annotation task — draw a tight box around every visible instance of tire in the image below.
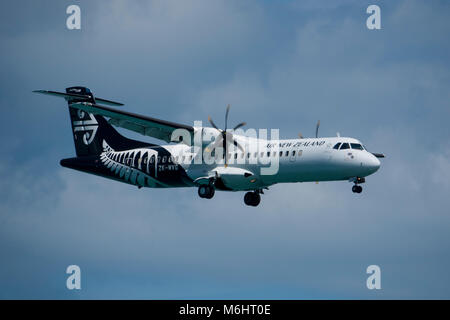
[244,192,261,206]
[251,192,261,206]
[205,186,215,199]
[198,185,207,198]
[244,192,253,206]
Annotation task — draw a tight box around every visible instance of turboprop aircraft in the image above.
[34,86,384,207]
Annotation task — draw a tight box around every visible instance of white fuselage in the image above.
[161,135,381,191]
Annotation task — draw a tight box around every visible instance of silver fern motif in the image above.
[100,140,168,188]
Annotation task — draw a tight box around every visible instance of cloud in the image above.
[1,0,450,298]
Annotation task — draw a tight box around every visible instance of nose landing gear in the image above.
[350,176,364,194]
[198,185,215,199]
[244,190,261,207]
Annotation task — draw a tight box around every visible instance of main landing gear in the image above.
[198,185,215,199]
[351,176,365,194]
[244,190,261,207]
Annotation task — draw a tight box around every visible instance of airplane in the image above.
[34,86,384,207]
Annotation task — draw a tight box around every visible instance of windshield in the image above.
[350,143,364,150]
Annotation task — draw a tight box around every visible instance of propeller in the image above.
[208,104,246,166]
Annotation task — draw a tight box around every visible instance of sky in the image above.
[0,0,449,299]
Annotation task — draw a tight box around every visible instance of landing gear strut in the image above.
[350,176,364,194]
[244,191,261,207]
[198,185,215,199]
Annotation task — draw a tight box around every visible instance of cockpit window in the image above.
[333,143,341,150]
[350,143,364,150]
[340,143,350,150]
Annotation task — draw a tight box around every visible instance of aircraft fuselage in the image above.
[61,136,380,191]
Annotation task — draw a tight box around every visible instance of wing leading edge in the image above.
[69,102,194,144]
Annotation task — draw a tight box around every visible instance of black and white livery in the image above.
[34,86,384,207]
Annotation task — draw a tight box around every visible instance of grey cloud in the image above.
[1,0,450,298]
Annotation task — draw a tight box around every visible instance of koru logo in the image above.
[73,109,98,145]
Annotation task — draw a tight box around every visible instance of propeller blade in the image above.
[225,104,230,131]
[206,104,246,167]
[223,132,227,165]
[233,122,246,130]
[234,140,245,153]
[208,116,220,131]
[315,120,320,138]
[208,135,224,150]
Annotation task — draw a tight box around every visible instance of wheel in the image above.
[198,185,207,198]
[352,185,358,193]
[198,185,215,199]
[357,185,363,193]
[244,192,261,207]
[251,192,261,206]
[244,192,253,205]
[205,186,215,199]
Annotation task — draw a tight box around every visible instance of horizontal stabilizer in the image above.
[32,90,124,106]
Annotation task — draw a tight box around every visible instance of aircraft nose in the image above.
[365,153,380,173]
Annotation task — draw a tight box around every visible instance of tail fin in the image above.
[35,86,150,157]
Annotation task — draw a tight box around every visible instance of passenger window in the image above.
[285,151,289,157]
[260,152,264,157]
[292,150,296,156]
[333,143,341,150]
[267,151,271,157]
[234,153,238,159]
[298,150,302,157]
[279,151,283,157]
[340,143,350,150]
[350,143,364,150]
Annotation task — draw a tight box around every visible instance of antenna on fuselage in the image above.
[336,132,340,137]
[298,133,303,139]
[315,120,320,138]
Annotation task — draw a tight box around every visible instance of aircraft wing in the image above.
[69,102,195,144]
